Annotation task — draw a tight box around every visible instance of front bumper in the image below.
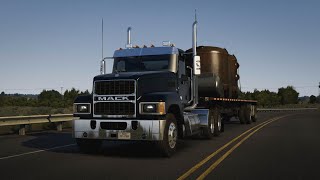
[73,119,166,141]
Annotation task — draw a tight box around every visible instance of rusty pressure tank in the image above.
[186,46,240,98]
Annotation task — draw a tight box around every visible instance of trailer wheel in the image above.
[245,105,252,124]
[203,107,222,138]
[251,105,257,122]
[76,139,102,153]
[239,106,246,124]
[220,117,229,132]
[213,108,222,137]
[158,113,178,157]
[252,115,257,122]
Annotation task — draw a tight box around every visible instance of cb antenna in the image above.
[101,18,104,60]
[195,9,197,22]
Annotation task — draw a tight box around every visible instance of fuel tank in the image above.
[186,46,240,98]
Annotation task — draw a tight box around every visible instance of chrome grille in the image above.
[95,80,135,95]
[93,80,136,117]
[94,102,135,116]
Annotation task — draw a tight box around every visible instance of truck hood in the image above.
[94,71,176,81]
[94,71,177,96]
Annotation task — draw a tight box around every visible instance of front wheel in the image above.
[158,113,178,157]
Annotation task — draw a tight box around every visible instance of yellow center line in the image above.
[177,116,284,180]
[196,115,289,180]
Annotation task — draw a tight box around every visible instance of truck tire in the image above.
[158,113,178,157]
[76,139,102,153]
[239,106,246,124]
[245,105,252,124]
[251,105,257,122]
[220,116,229,132]
[252,114,257,122]
[203,107,222,138]
[213,108,222,137]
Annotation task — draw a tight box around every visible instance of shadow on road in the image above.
[20,131,197,159]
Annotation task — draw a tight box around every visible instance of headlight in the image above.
[139,102,165,115]
[74,103,91,114]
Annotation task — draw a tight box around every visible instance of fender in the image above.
[138,92,183,116]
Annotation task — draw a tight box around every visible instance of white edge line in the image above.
[0,143,76,160]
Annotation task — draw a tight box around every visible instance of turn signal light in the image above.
[158,102,165,115]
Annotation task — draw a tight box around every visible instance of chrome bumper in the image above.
[73,119,166,141]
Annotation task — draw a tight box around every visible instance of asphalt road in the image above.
[0,111,319,180]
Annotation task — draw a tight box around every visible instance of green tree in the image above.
[0,93,6,107]
[256,90,280,107]
[80,90,90,95]
[278,86,299,105]
[309,95,317,104]
[38,90,62,107]
[64,88,80,107]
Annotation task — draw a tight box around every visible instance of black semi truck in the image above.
[73,19,257,157]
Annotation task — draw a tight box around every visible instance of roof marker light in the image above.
[162,41,171,46]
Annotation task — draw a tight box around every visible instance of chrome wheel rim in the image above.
[168,122,177,149]
[217,115,222,132]
[210,116,214,134]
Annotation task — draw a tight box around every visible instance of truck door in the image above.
[178,57,191,105]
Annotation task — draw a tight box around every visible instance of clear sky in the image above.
[0,0,319,96]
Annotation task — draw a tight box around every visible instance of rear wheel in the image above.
[76,139,102,153]
[203,107,222,138]
[220,116,229,132]
[158,113,178,157]
[251,105,257,122]
[244,105,252,124]
[214,108,222,136]
[239,106,246,124]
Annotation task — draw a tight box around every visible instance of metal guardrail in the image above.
[0,108,318,135]
[0,114,77,135]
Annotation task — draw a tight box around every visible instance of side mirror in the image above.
[193,55,201,75]
[100,60,106,74]
[100,57,114,75]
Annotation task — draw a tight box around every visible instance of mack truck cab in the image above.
[73,20,257,157]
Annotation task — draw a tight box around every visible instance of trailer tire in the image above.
[158,113,178,157]
[251,106,257,122]
[213,107,222,137]
[239,106,246,124]
[220,117,228,132]
[245,106,252,124]
[252,114,257,122]
[76,139,102,153]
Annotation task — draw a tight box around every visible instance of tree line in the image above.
[0,88,89,108]
[239,86,319,107]
[0,86,319,108]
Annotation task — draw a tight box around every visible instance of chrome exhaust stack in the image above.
[185,16,201,111]
[192,20,197,57]
[126,27,133,48]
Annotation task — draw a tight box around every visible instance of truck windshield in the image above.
[113,55,171,72]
